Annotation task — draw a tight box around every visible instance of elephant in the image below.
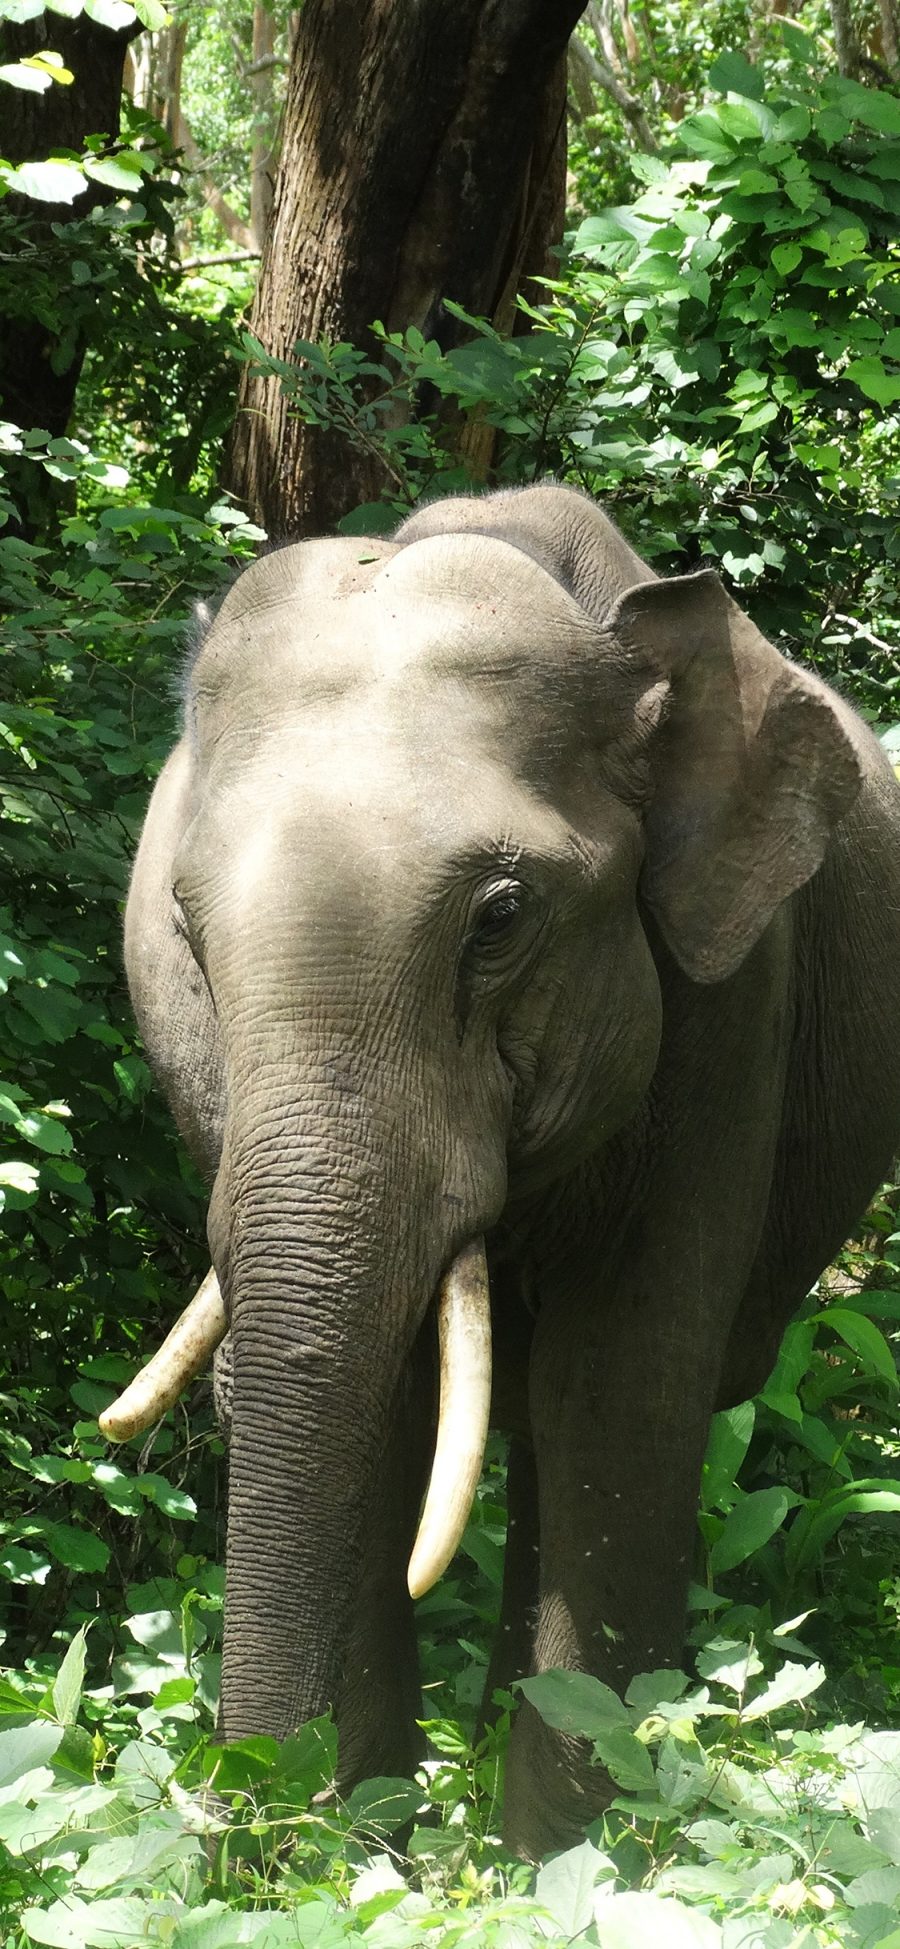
[102,483,900,1859]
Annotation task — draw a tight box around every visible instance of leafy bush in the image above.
[248,37,900,719]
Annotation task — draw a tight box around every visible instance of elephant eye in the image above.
[466,882,527,960]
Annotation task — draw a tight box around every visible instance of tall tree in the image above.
[226,0,588,537]
[0,10,137,443]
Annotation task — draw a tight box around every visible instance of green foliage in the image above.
[246,43,900,715]
[4,16,900,1946]
[0,408,261,1681]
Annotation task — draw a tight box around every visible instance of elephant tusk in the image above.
[407,1237,491,1600]
[98,1267,227,1442]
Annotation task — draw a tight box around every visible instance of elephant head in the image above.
[103,485,859,1765]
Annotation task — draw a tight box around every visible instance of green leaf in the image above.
[709,51,764,100]
[36,1522,110,1573]
[83,0,136,25]
[0,1158,39,1196]
[535,1839,616,1934]
[846,356,900,404]
[346,1776,421,1834]
[593,1724,657,1792]
[137,1475,197,1520]
[625,1669,691,1713]
[702,1402,755,1511]
[592,1890,723,1947]
[708,1488,792,1574]
[836,78,900,135]
[771,241,802,274]
[83,153,147,192]
[696,1638,762,1693]
[154,1675,196,1708]
[0,1720,63,1787]
[820,1306,898,1384]
[2,159,87,202]
[22,1897,150,1949]
[132,0,169,21]
[276,1716,338,1799]
[0,60,52,89]
[519,1668,631,1737]
[788,1484,900,1573]
[741,1658,826,1720]
[51,1623,88,1724]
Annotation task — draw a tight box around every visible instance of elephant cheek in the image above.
[510,927,662,1173]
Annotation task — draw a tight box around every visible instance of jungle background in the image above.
[4,0,900,1942]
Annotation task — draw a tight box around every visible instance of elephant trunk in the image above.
[219,1171,405,1740]
[211,1074,494,1743]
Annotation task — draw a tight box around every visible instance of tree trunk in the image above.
[0,10,137,528]
[225,0,588,539]
[830,0,862,74]
[249,1,277,249]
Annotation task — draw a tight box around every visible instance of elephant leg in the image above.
[502,1268,741,1858]
[334,1335,434,1787]
[478,1438,539,1735]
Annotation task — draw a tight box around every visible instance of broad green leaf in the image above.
[846,356,900,404]
[519,1669,631,1736]
[0,1720,62,1787]
[836,78,900,135]
[277,1716,338,1798]
[83,0,135,24]
[593,1889,723,1946]
[625,1669,691,1713]
[709,1488,791,1574]
[204,1734,281,1792]
[0,1158,39,1194]
[771,241,802,274]
[702,1402,755,1511]
[819,1306,898,1384]
[696,1638,762,1693]
[154,1674,195,1708]
[0,60,52,88]
[787,1485,900,1573]
[2,159,87,202]
[593,1724,657,1792]
[84,154,147,192]
[535,1839,616,1935]
[742,1659,825,1720]
[23,1897,149,1949]
[709,51,764,100]
[346,1776,421,1834]
[32,1523,109,1573]
[137,1475,197,1519]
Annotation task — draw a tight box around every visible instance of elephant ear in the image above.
[611,571,862,984]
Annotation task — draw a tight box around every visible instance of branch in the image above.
[246,52,288,74]
[180,249,261,270]
[569,28,659,149]
[174,110,255,251]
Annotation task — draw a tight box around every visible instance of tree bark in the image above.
[249,1,277,249]
[830,0,862,74]
[225,0,588,539]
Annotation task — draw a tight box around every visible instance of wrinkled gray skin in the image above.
[125,485,900,1858]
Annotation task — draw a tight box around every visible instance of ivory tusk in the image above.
[98,1267,227,1442]
[407,1237,491,1600]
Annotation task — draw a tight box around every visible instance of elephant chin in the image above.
[98,1238,492,1600]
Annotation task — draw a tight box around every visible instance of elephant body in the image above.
[123,485,900,1856]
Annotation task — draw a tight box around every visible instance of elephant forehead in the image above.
[193,530,598,709]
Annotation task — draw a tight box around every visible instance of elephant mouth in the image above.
[98,1238,492,1599]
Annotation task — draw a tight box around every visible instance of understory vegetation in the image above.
[3,3,900,1943]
